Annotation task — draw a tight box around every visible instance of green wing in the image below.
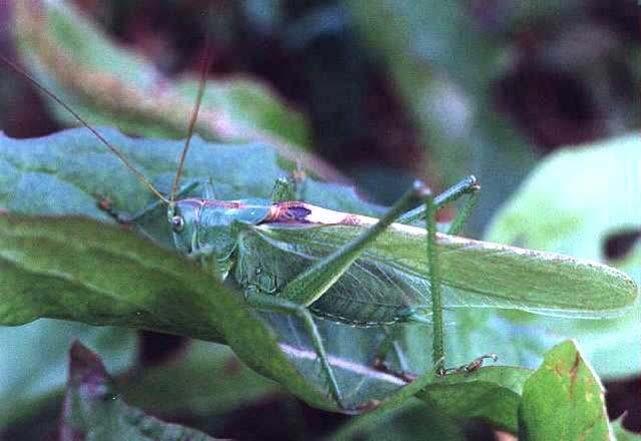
[236,225,430,325]
[237,222,637,321]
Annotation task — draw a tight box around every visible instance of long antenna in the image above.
[170,36,213,203]
[0,53,170,204]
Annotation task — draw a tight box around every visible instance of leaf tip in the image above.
[68,340,110,397]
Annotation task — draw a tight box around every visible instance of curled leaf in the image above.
[518,340,612,440]
[12,0,343,181]
[60,341,226,441]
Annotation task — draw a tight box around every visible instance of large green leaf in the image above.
[330,366,527,440]
[332,367,530,439]
[0,128,637,417]
[417,367,531,432]
[485,135,641,377]
[0,214,336,411]
[0,127,380,221]
[486,135,640,260]
[518,340,612,440]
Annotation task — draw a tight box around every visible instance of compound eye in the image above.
[171,215,185,232]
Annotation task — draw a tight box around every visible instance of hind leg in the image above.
[253,183,427,408]
[374,177,480,374]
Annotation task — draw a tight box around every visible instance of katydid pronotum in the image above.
[2,42,637,410]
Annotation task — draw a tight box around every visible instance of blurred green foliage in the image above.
[486,136,641,379]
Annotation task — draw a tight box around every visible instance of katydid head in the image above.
[168,198,271,278]
[168,200,233,265]
[168,200,201,256]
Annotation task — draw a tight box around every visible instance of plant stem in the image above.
[426,190,444,372]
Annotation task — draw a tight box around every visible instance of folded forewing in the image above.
[253,222,637,319]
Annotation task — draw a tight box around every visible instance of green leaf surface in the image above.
[331,364,527,439]
[11,0,344,181]
[485,135,641,377]
[486,135,641,261]
[518,340,612,441]
[0,127,380,222]
[60,341,224,441]
[0,128,637,415]
[0,320,136,429]
[122,341,279,416]
[330,400,466,441]
[417,366,531,432]
[0,214,335,411]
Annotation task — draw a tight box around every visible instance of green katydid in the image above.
[1,45,637,410]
